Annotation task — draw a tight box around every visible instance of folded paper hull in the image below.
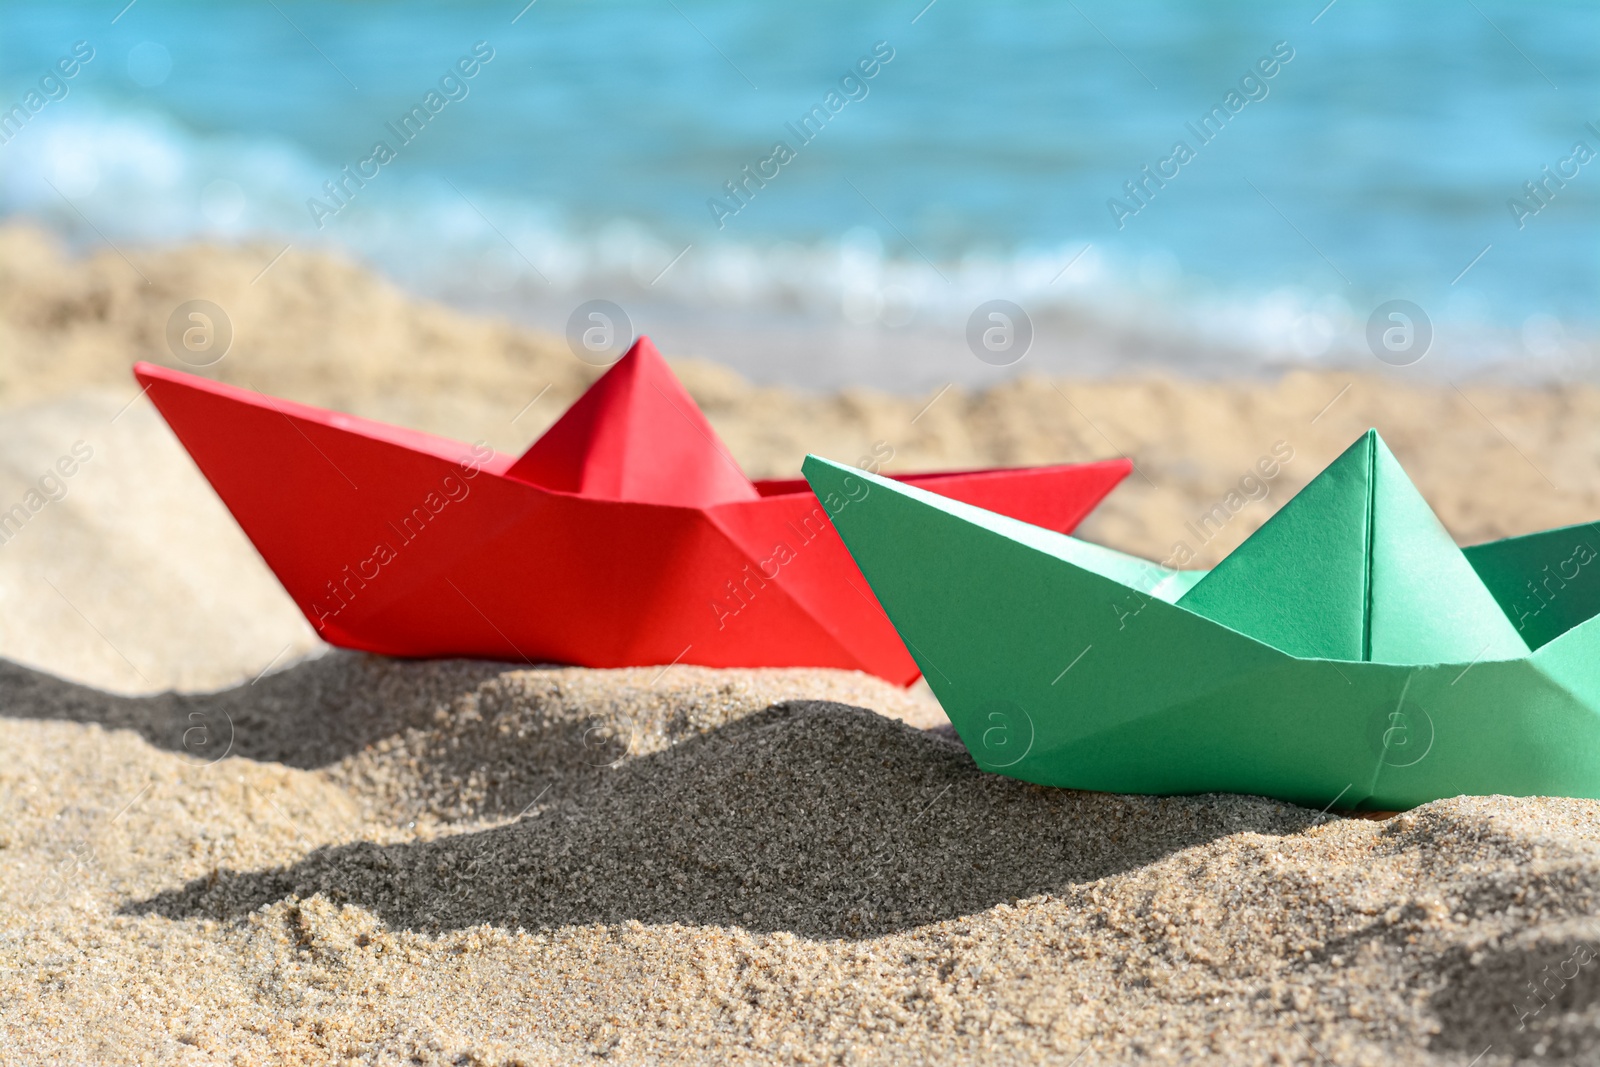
[804,454,1600,807]
[133,363,1130,685]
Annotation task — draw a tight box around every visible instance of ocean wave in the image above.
[0,101,1571,385]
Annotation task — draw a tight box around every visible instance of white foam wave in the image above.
[0,101,1534,378]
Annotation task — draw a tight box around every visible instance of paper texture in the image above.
[805,432,1600,805]
[134,339,1129,684]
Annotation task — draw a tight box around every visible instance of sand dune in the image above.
[5,653,1600,1063]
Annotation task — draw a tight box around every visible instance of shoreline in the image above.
[5,224,1596,399]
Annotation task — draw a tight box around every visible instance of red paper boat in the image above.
[133,338,1129,684]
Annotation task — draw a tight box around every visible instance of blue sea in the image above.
[0,0,1595,388]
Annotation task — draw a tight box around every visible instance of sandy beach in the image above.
[4,229,1600,1064]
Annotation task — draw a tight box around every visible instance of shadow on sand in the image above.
[121,701,1321,939]
[0,651,514,768]
[1,652,1322,940]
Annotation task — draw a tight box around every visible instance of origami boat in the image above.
[806,430,1600,807]
[133,338,1129,685]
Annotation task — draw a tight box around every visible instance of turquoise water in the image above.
[0,0,1595,385]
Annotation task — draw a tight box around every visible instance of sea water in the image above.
[0,0,1594,388]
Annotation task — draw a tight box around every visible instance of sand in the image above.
[3,228,1600,1063]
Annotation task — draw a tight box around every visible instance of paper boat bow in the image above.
[805,430,1600,807]
[133,338,1130,684]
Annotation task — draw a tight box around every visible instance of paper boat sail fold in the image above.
[131,338,1131,685]
[1177,431,1528,664]
[804,433,1600,807]
[504,337,758,507]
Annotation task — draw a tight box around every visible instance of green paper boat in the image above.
[804,430,1600,810]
